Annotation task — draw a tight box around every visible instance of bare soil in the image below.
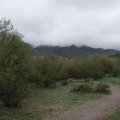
[44,84,120,120]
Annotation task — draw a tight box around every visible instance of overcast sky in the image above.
[0,0,120,49]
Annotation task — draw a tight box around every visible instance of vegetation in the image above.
[0,83,102,120]
[0,19,32,107]
[96,83,110,94]
[62,80,69,85]
[29,43,120,88]
[106,109,120,120]
[0,18,120,119]
[71,82,110,94]
[101,77,120,84]
[71,82,94,93]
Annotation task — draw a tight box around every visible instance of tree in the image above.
[0,18,31,107]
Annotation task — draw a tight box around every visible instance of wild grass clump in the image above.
[71,82,110,94]
[96,83,110,94]
[71,82,94,93]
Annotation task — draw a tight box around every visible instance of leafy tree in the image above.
[32,55,58,88]
[0,18,31,107]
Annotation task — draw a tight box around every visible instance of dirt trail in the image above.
[45,84,120,120]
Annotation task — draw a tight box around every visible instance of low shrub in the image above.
[96,83,110,94]
[71,83,94,93]
[0,78,28,108]
[62,81,69,85]
[43,77,56,88]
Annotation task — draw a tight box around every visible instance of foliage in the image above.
[106,109,120,120]
[62,80,69,85]
[66,56,106,81]
[32,55,59,87]
[0,18,31,107]
[0,82,102,120]
[31,54,120,86]
[71,82,94,93]
[101,77,120,84]
[96,83,110,94]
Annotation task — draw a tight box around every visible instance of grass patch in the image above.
[0,82,103,120]
[106,109,120,120]
[36,83,102,103]
[101,77,120,84]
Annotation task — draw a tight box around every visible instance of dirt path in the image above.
[45,84,120,120]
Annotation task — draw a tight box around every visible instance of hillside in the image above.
[35,45,120,57]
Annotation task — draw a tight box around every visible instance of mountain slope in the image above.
[35,45,120,57]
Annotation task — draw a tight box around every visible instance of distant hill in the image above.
[35,45,120,57]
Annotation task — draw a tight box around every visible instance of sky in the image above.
[0,0,120,49]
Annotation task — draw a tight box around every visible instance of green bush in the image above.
[0,19,31,107]
[62,81,69,85]
[43,77,56,88]
[32,55,63,88]
[71,83,94,93]
[29,71,44,88]
[96,83,110,94]
[0,74,28,107]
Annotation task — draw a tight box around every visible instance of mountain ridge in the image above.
[35,45,120,57]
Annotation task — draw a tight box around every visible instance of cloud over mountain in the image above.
[0,0,120,49]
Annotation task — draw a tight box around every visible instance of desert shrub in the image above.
[32,54,71,88]
[42,75,56,88]
[96,83,110,94]
[66,60,81,79]
[79,56,106,81]
[32,55,56,88]
[0,74,28,107]
[112,59,120,77]
[71,83,94,93]
[62,80,69,85]
[0,19,31,107]
[29,70,44,88]
[66,57,105,81]
[99,56,115,76]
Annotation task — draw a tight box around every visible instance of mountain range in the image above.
[35,45,120,57]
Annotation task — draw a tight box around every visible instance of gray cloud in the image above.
[0,0,120,49]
